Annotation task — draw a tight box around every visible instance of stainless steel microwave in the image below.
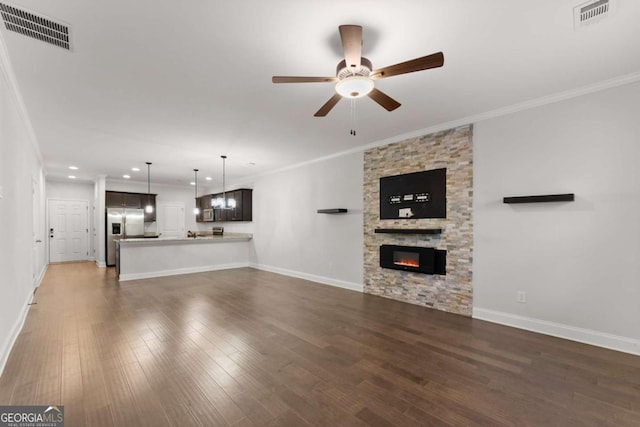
[202,208,213,221]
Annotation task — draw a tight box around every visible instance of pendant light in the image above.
[193,169,200,215]
[145,162,153,214]
[211,155,236,209]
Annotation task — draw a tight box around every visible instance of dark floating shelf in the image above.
[375,228,442,235]
[503,193,575,204]
[317,208,348,214]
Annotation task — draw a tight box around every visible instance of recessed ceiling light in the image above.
[190,182,196,186]
[205,176,212,181]
[123,175,131,179]
[68,166,78,170]
[131,167,140,172]
[68,175,76,179]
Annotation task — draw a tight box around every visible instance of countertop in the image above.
[118,233,252,245]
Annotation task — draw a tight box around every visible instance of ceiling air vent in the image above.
[574,0,611,29]
[0,2,70,50]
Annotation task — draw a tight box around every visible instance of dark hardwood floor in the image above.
[0,262,639,426]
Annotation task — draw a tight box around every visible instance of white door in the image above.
[49,199,89,263]
[157,202,185,238]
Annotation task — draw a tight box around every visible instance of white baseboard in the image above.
[95,260,106,268]
[0,291,35,377]
[1,264,48,376]
[34,263,48,289]
[250,262,363,293]
[118,262,250,281]
[473,307,640,356]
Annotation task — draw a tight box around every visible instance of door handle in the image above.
[35,239,42,243]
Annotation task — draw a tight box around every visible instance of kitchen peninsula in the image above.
[116,233,252,281]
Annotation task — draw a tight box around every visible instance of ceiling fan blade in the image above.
[367,88,401,111]
[370,52,444,79]
[314,93,342,117]
[339,25,362,71]
[272,76,337,83]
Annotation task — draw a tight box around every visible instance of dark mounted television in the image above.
[379,168,446,219]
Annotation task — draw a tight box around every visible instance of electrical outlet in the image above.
[517,291,527,303]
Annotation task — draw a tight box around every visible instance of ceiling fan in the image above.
[272,25,444,117]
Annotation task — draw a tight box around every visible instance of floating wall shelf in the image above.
[503,194,575,204]
[374,228,442,235]
[317,209,348,214]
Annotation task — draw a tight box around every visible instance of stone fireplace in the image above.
[363,125,473,316]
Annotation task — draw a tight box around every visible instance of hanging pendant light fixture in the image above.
[211,155,236,210]
[145,162,153,214]
[193,169,200,215]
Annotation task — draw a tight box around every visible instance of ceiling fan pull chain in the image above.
[350,99,357,136]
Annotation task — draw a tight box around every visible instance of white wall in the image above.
[474,81,640,352]
[46,179,95,260]
[107,153,364,291]
[249,152,364,291]
[0,35,47,373]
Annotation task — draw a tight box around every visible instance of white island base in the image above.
[117,233,252,281]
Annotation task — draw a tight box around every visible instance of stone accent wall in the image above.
[363,125,473,316]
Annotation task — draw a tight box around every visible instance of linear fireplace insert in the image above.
[380,244,446,275]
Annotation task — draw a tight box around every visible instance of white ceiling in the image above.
[2,0,640,187]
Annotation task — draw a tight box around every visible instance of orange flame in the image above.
[394,259,419,268]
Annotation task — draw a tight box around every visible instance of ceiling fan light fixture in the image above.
[272,25,443,116]
[335,76,374,99]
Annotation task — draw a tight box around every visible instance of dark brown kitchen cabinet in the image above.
[229,189,252,221]
[211,189,252,222]
[107,191,140,208]
[106,191,125,207]
[106,191,157,221]
[194,196,202,222]
[201,195,212,212]
[214,207,228,222]
[195,195,213,223]
[195,189,252,222]
[125,193,143,208]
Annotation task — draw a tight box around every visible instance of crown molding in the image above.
[106,177,195,190]
[245,70,640,182]
[45,176,95,185]
[356,70,640,155]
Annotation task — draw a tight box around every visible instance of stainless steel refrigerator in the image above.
[106,208,145,266]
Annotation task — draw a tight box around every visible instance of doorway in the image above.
[48,199,89,263]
